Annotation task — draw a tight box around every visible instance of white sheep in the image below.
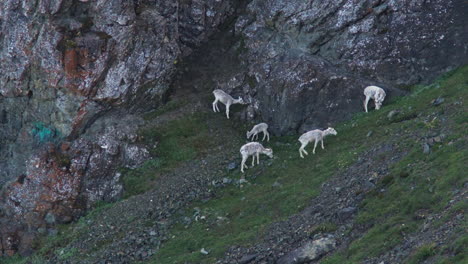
[212,89,245,119]
[298,127,337,158]
[240,142,273,173]
[246,123,270,142]
[364,86,386,113]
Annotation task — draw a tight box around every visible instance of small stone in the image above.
[387,110,399,119]
[239,179,248,184]
[200,248,209,255]
[150,231,157,236]
[239,253,258,264]
[44,212,56,225]
[223,177,233,184]
[366,131,373,137]
[423,143,431,154]
[431,97,445,106]
[48,229,58,236]
[277,236,336,263]
[272,181,282,187]
[337,207,357,221]
[434,136,442,143]
[227,162,238,171]
[334,187,342,192]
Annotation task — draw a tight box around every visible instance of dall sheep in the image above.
[240,142,273,173]
[298,127,337,158]
[212,89,245,119]
[247,123,270,142]
[364,86,386,113]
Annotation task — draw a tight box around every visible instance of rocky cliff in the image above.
[0,0,467,257]
[0,0,238,255]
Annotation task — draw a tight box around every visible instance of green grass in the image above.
[143,98,188,120]
[121,113,215,197]
[407,243,437,264]
[322,66,468,263]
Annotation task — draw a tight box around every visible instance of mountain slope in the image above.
[3,66,466,263]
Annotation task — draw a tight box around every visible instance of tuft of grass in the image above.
[407,243,437,264]
[307,222,338,237]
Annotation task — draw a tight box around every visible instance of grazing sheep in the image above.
[364,86,386,113]
[247,123,270,142]
[298,127,337,158]
[212,89,245,119]
[240,142,273,173]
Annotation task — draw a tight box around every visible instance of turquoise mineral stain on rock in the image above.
[31,122,59,143]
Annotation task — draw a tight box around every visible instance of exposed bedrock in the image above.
[214,0,468,134]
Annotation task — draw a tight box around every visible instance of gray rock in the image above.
[44,212,56,225]
[272,181,283,187]
[277,236,337,264]
[227,162,238,171]
[423,143,431,154]
[337,207,357,221]
[432,97,445,106]
[387,110,400,119]
[366,131,373,137]
[223,177,233,184]
[239,253,258,264]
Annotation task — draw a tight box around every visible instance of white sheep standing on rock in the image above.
[364,86,386,113]
[212,89,245,119]
[247,123,270,142]
[298,127,337,158]
[240,142,273,173]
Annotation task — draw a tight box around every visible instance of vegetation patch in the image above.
[121,113,214,197]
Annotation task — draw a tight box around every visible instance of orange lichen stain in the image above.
[64,49,79,78]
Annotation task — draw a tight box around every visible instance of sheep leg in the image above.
[251,155,256,167]
[321,139,325,149]
[241,156,248,173]
[226,103,231,119]
[212,100,218,112]
[257,152,260,165]
[262,131,266,141]
[313,140,318,154]
[266,131,270,142]
[364,96,370,113]
[299,142,308,158]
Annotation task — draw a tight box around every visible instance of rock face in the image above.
[0,0,238,256]
[217,0,468,134]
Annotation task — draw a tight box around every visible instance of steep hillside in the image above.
[1,0,467,261]
[3,66,466,263]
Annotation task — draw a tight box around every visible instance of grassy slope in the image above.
[2,67,466,264]
[146,66,467,264]
[322,67,468,264]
